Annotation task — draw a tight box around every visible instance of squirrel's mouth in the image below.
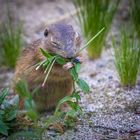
[65,51,76,59]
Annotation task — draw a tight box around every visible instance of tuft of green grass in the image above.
[15,80,39,121]
[0,17,22,68]
[130,0,140,38]
[113,31,140,87]
[72,0,120,59]
[0,88,18,136]
[0,83,41,138]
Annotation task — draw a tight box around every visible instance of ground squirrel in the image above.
[13,23,82,112]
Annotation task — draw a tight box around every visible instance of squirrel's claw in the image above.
[63,62,73,70]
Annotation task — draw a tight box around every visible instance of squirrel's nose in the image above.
[67,51,75,58]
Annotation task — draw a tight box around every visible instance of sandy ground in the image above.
[0,0,140,139]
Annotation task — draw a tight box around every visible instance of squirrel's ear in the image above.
[75,32,79,38]
[44,29,48,37]
[75,32,81,47]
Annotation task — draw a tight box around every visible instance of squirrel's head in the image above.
[42,23,81,58]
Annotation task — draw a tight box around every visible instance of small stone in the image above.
[108,75,113,79]
[97,64,104,68]
[47,130,57,137]
[89,72,97,78]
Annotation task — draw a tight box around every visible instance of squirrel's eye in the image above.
[44,29,48,37]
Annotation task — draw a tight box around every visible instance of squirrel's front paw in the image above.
[63,56,84,70]
[63,62,73,70]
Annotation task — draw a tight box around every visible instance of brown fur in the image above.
[13,24,81,112]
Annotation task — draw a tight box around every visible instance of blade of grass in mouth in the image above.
[78,27,105,53]
[42,57,57,87]
[35,60,46,70]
